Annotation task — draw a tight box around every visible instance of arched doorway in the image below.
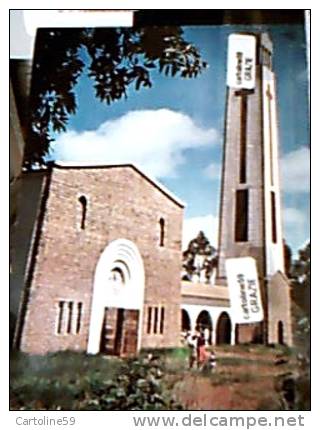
[278,321,284,345]
[196,310,213,345]
[216,312,232,345]
[87,239,145,356]
[181,309,191,332]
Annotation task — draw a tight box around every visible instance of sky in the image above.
[47,24,310,256]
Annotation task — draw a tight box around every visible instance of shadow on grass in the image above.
[10,351,124,410]
[10,350,184,411]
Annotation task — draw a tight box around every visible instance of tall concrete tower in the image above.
[217,33,292,345]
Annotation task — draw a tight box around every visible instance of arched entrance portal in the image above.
[216,312,232,345]
[181,309,191,332]
[196,310,213,345]
[277,321,284,345]
[87,239,145,356]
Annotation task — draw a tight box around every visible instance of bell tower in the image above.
[217,33,292,345]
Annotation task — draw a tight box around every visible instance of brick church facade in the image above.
[11,31,293,356]
[13,164,184,355]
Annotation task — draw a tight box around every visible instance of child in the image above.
[208,350,217,371]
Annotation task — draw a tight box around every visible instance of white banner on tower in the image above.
[225,257,264,323]
[227,34,256,90]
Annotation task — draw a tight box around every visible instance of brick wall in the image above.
[217,67,265,283]
[268,272,293,346]
[11,171,47,330]
[18,165,184,354]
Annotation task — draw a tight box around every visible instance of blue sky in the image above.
[50,24,310,256]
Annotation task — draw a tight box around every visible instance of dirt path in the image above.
[174,376,277,410]
[172,347,293,410]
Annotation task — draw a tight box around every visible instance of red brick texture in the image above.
[268,272,293,346]
[19,165,184,354]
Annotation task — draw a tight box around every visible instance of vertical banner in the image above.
[227,34,256,89]
[225,257,264,323]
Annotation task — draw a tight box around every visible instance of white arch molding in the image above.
[87,239,145,354]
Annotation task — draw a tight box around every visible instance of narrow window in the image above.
[239,95,248,183]
[79,196,87,230]
[57,301,64,334]
[271,191,277,243]
[235,189,249,242]
[159,218,165,247]
[76,302,83,334]
[160,307,165,334]
[153,307,159,334]
[263,48,272,70]
[67,301,73,334]
[147,307,152,334]
[278,321,284,345]
[266,84,274,186]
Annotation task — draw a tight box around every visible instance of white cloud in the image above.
[183,214,219,251]
[283,207,306,226]
[203,161,221,180]
[51,109,219,179]
[282,207,309,257]
[281,146,310,193]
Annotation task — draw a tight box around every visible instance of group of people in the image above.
[185,328,217,371]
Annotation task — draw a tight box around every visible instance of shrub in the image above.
[275,369,310,411]
[10,352,183,410]
[79,356,183,410]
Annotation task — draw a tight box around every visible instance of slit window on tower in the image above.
[79,196,87,230]
[262,48,272,70]
[271,191,277,243]
[235,189,249,242]
[239,95,248,183]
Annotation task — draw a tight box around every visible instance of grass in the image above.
[217,356,272,366]
[215,343,294,356]
[10,350,123,382]
[159,345,302,410]
[208,369,258,385]
[10,351,123,410]
[10,345,305,411]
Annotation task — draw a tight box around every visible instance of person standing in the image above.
[186,332,198,369]
[197,330,207,369]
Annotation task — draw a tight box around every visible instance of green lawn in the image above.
[10,345,308,411]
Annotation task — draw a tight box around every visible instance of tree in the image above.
[182,231,217,283]
[283,239,292,278]
[24,27,207,169]
[291,242,310,316]
[278,242,311,411]
[290,242,310,360]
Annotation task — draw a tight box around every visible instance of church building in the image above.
[12,163,184,355]
[11,31,293,356]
